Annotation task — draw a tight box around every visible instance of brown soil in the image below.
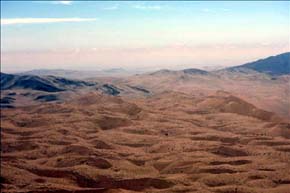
[1,92,290,192]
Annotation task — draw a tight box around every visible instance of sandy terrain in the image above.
[1,91,290,193]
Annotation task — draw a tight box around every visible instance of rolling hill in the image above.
[1,91,290,193]
[117,53,290,118]
[1,52,290,192]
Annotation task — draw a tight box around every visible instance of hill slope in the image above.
[227,52,290,75]
[0,72,95,92]
[1,91,289,193]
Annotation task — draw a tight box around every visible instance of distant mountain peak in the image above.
[226,52,290,76]
[149,69,175,75]
[149,68,209,76]
[182,68,209,75]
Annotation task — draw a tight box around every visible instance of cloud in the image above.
[103,4,119,10]
[1,18,97,25]
[33,1,73,5]
[133,5,161,10]
[52,1,73,5]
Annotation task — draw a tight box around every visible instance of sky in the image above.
[1,1,289,72]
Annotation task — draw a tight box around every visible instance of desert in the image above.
[1,52,290,193]
[1,1,290,192]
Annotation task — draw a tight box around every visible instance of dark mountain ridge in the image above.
[0,72,95,92]
[226,52,290,75]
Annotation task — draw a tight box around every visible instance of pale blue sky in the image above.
[1,1,289,72]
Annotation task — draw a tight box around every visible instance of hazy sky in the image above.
[1,1,289,72]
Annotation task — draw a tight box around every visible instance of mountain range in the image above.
[1,52,289,116]
[1,52,290,193]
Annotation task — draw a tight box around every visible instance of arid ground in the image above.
[2,0,289,191]
[1,88,290,193]
[1,52,290,193]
